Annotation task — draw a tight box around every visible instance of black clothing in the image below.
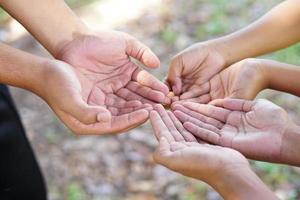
[0,85,47,200]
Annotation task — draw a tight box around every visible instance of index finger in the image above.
[150,110,175,143]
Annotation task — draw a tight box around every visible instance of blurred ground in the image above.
[1,0,300,199]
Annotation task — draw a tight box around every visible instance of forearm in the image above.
[209,0,300,66]
[0,0,90,57]
[260,59,300,97]
[210,167,278,200]
[0,43,45,92]
[280,122,300,166]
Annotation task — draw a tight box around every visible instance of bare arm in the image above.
[0,42,45,92]
[0,0,89,57]
[259,59,300,97]
[210,0,300,66]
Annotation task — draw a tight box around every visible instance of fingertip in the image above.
[143,49,160,68]
[183,121,194,130]
[97,111,111,122]
[150,110,158,118]
[153,103,164,111]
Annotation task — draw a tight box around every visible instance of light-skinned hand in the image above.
[172,99,300,165]
[175,58,267,103]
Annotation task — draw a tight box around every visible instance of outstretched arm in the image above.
[260,59,300,97]
[210,0,300,66]
[0,0,88,57]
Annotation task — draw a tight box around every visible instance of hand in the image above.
[166,42,226,101]
[57,31,170,106]
[55,31,170,134]
[38,59,151,135]
[149,104,248,183]
[172,99,293,163]
[149,106,278,200]
[177,58,268,103]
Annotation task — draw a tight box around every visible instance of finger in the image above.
[167,111,197,142]
[150,111,175,142]
[126,81,170,104]
[184,122,220,144]
[125,36,160,68]
[66,108,149,135]
[116,88,156,106]
[209,98,254,112]
[154,104,185,142]
[182,102,230,123]
[106,94,142,108]
[166,57,183,95]
[172,103,224,129]
[63,94,111,124]
[180,83,210,100]
[173,110,222,133]
[132,68,169,95]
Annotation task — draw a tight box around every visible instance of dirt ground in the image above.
[2,0,300,199]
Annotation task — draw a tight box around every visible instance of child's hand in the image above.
[172,99,300,165]
[176,58,267,103]
[150,106,278,200]
[150,105,248,184]
[166,42,227,98]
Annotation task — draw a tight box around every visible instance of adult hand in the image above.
[57,31,170,107]
[149,106,277,200]
[39,59,151,135]
[175,59,267,103]
[172,99,297,164]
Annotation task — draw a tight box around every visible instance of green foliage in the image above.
[269,43,300,65]
[65,0,99,8]
[161,26,178,45]
[66,183,87,200]
[0,8,9,22]
[251,161,296,185]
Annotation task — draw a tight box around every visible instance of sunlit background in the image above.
[1,0,300,199]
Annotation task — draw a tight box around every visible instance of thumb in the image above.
[64,97,111,125]
[166,57,183,96]
[153,137,172,164]
[125,36,160,68]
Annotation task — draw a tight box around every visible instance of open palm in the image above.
[149,104,248,183]
[178,59,267,103]
[57,31,170,134]
[173,99,290,163]
[166,43,226,101]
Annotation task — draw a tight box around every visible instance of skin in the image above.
[0,0,171,134]
[0,43,152,135]
[174,58,267,103]
[167,0,300,101]
[173,99,300,166]
[170,58,300,103]
[56,31,170,107]
[150,106,278,200]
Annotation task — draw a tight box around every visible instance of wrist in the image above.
[280,121,300,166]
[206,37,242,67]
[53,25,93,59]
[210,165,277,200]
